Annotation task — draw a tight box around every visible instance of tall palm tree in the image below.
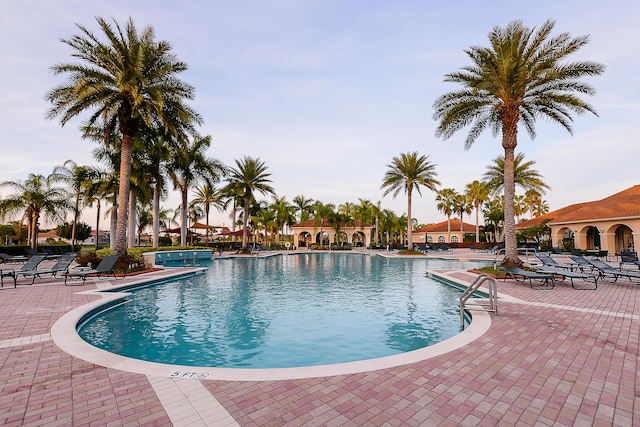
[80,166,112,251]
[453,192,472,234]
[46,17,201,255]
[166,135,225,246]
[381,152,440,250]
[308,201,335,247]
[50,160,96,251]
[513,194,528,223]
[482,153,551,196]
[191,183,226,243]
[270,196,295,246]
[292,195,314,223]
[0,173,70,250]
[433,19,604,265]
[524,189,543,220]
[464,180,490,243]
[224,157,275,251]
[435,188,458,243]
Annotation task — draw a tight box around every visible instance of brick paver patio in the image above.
[0,252,638,426]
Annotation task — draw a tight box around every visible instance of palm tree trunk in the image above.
[71,194,80,252]
[110,208,117,250]
[242,197,250,250]
[406,190,413,250]
[181,187,188,246]
[502,135,521,266]
[95,199,101,251]
[30,211,39,250]
[152,185,160,248]
[128,191,137,248]
[115,135,133,255]
[204,205,210,244]
[475,204,480,243]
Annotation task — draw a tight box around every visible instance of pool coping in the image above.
[51,268,493,382]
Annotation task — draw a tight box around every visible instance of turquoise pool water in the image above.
[78,253,489,369]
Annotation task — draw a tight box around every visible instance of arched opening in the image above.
[297,232,312,248]
[614,224,634,253]
[351,231,366,248]
[586,226,601,249]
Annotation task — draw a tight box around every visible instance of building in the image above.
[291,219,374,248]
[413,219,476,244]
[516,185,640,255]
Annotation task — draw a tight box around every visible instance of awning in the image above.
[220,229,252,237]
[190,222,225,230]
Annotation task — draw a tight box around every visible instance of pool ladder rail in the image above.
[183,252,201,267]
[459,274,498,330]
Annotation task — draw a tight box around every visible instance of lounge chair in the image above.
[1,268,16,288]
[568,255,594,273]
[16,252,78,285]
[619,251,640,270]
[64,254,119,286]
[42,247,62,260]
[499,266,555,289]
[586,259,640,283]
[3,255,46,286]
[535,254,577,271]
[535,265,598,290]
[0,252,29,263]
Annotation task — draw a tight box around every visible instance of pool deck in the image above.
[0,249,638,426]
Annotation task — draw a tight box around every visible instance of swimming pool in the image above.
[77,253,490,369]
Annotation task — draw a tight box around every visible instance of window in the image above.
[438,236,445,243]
[426,236,433,243]
[451,236,459,243]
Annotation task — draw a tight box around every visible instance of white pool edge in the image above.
[51,271,493,382]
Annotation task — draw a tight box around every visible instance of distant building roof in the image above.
[415,219,476,233]
[38,230,59,239]
[517,185,640,229]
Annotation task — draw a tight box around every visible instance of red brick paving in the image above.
[0,255,638,426]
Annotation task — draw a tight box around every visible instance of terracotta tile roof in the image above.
[516,185,640,228]
[38,230,59,239]
[515,203,590,229]
[415,219,476,233]
[291,218,372,228]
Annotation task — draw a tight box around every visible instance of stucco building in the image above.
[291,218,374,248]
[413,219,476,244]
[516,185,640,255]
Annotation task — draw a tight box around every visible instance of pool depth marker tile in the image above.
[147,375,239,426]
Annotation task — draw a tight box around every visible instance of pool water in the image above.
[78,253,487,369]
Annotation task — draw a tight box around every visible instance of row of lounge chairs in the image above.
[0,254,119,288]
[500,253,640,290]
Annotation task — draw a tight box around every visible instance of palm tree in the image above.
[191,183,226,243]
[270,196,295,246]
[381,152,440,250]
[81,166,112,251]
[309,201,336,247]
[435,188,458,243]
[483,153,551,196]
[454,193,472,234]
[0,173,70,250]
[513,194,528,223]
[167,135,225,246]
[292,195,314,223]
[224,157,275,251]
[433,19,604,265]
[46,17,200,255]
[50,160,97,251]
[464,180,490,243]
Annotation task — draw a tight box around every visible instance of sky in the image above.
[1,0,638,230]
